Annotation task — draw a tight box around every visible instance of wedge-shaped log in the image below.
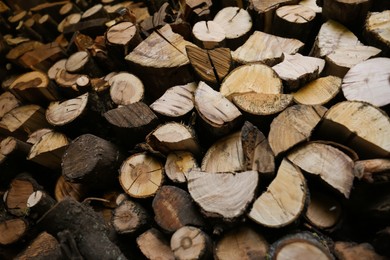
[165,151,198,183]
[365,10,390,56]
[293,76,341,105]
[137,228,175,260]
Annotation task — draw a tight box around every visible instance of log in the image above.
[268,105,327,157]
[0,218,28,246]
[317,101,390,158]
[81,4,109,21]
[188,169,258,219]
[213,7,252,50]
[194,81,242,136]
[105,21,142,57]
[15,232,62,260]
[220,63,283,100]
[119,153,164,198]
[62,134,123,190]
[272,53,325,91]
[63,17,109,40]
[354,159,390,183]
[0,92,20,119]
[27,190,57,220]
[170,226,213,260]
[108,72,144,106]
[139,2,172,34]
[59,2,81,16]
[341,57,390,107]
[293,76,342,105]
[165,151,198,183]
[231,30,304,66]
[65,51,103,78]
[8,71,60,104]
[150,82,196,119]
[192,20,225,49]
[54,175,86,202]
[248,159,307,228]
[179,0,212,22]
[299,0,322,13]
[6,41,43,66]
[334,241,386,260]
[152,185,204,232]
[37,198,126,260]
[111,199,149,235]
[54,69,90,96]
[364,10,390,56]
[26,128,53,145]
[47,58,67,80]
[137,228,175,260]
[214,226,269,260]
[57,13,81,33]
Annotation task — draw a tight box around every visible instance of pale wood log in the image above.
[170,226,213,260]
[195,81,242,136]
[293,76,341,105]
[105,21,142,57]
[0,218,28,246]
[15,232,62,260]
[81,4,109,21]
[108,72,144,106]
[272,53,325,91]
[192,20,225,49]
[137,228,175,260]
[364,10,390,56]
[0,92,20,119]
[311,19,363,58]
[150,82,196,119]
[201,131,244,172]
[354,159,390,183]
[188,169,258,219]
[152,185,204,232]
[214,226,269,260]
[241,121,275,176]
[324,45,381,78]
[62,134,123,189]
[146,122,201,156]
[232,30,304,66]
[186,46,232,84]
[213,7,252,50]
[47,58,66,80]
[119,153,164,198]
[54,69,90,96]
[59,2,81,16]
[233,92,293,116]
[6,41,43,66]
[8,71,60,104]
[268,232,333,259]
[272,5,316,42]
[334,241,386,260]
[65,51,103,78]
[220,63,283,100]
[341,57,390,107]
[268,105,327,157]
[317,101,390,158]
[179,0,212,22]
[57,13,81,33]
[27,190,56,220]
[299,0,322,13]
[63,18,109,40]
[27,131,69,170]
[54,175,86,202]
[0,105,50,140]
[27,128,53,145]
[139,2,171,35]
[165,151,198,183]
[111,199,149,235]
[248,159,307,228]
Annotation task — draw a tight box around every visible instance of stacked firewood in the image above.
[1,0,390,259]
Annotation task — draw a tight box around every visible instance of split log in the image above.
[324,45,381,78]
[65,51,103,78]
[119,153,164,198]
[47,59,67,80]
[108,72,144,106]
[8,71,60,104]
[231,31,304,66]
[27,128,53,145]
[213,7,252,50]
[299,0,322,13]
[170,226,213,260]
[214,226,269,260]
[272,53,325,91]
[192,20,225,49]
[59,2,81,16]
[194,81,242,136]
[268,232,333,259]
[54,175,86,202]
[268,105,327,157]
[104,102,159,145]
[0,91,20,119]
[334,241,386,260]
[341,57,390,107]
[186,46,232,84]
[137,228,175,260]
[165,151,198,183]
[293,76,341,105]
[241,121,275,176]
[188,169,258,219]
[125,24,196,99]
[354,159,390,183]
[111,199,149,235]
[37,198,126,260]
[150,82,196,119]
[62,134,123,190]
[57,13,81,33]
[146,122,201,156]
[272,5,316,42]
[105,22,142,58]
[15,232,62,260]
[364,10,390,56]
[139,2,172,34]
[317,101,390,158]
[152,185,204,232]
[220,63,283,100]
[27,131,69,170]
[0,218,28,246]
[0,105,50,140]
[27,190,57,220]
[81,4,109,21]
[248,159,307,228]
[54,69,90,96]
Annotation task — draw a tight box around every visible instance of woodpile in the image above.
[1,0,390,259]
